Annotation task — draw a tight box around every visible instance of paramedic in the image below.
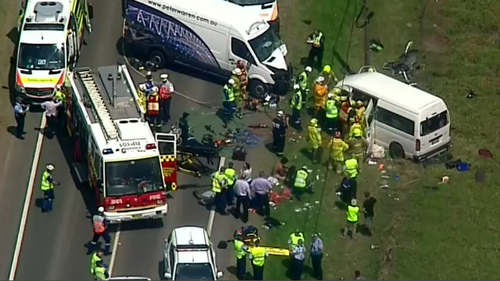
[307,30,325,67]
[324,92,339,134]
[223,79,237,128]
[297,66,313,104]
[234,230,249,279]
[272,110,288,156]
[224,162,237,206]
[308,118,322,164]
[343,199,360,239]
[212,167,228,215]
[89,206,112,255]
[40,164,59,212]
[90,248,104,277]
[94,260,109,280]
[290,84,303,130]
[147,86,162,130]
[329,131,349,174]
[293,166,312,200]
[310,233,324,280]
[14,97,29,139]
[348,128,369,172]
[290,239,306,280]
[249,239,268,280]
[288,228,305,249]
[159,73,174,125]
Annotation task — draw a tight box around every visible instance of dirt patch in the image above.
[419,0,451,54]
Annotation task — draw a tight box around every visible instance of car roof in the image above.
[176,250,211,264]
[173,226,210,247]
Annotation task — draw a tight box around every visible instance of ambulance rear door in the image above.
[155,133,178,191]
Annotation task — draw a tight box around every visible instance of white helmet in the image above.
[160,73,169,80]
[56,84,62,90]
[327,92,334,99]
[146,71,152,76]
[305,66,312,73]
[316,76,325,83]
[232,68,242,76]
[46,164,55,171]
[293,84,300,90]
[97,206,104,213]
[152,86,159,92]
[228,79,235,85]
[277,110,284,117]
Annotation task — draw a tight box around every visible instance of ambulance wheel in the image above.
[248,79,267,99]
[389,142,405,159]
[149,49,167,69]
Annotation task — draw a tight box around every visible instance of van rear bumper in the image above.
[413,141,452,162]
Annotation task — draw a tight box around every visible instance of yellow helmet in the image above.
[333,88,341,94]
[353,128,362,137]
[322,65,331,74]
[310,118,318,126]
[356,100,364,106]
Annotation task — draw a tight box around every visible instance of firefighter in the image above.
[307,30,325,68]
[349,128,369,172]
[348,117,363,140]
[231,68,242,112]
[159,73,174,125]
[321,65,338,86]
[147,86,161,130]
[356,100,366,134]
[329,131,349,174]
[339,96,352,136]
[308,118,322,164]
[290,84,303,130]
[272,110,288,156]
[223,79,237,128]
[324,92,339,134]
[89,206,112,255]
[297,66,312,105]
[237,60,249,101]
[313,76,327,120]
[40,164,59,212]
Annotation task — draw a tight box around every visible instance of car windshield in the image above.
[420,110,449,136]
[249,27,282,62]
[17,43,65,70]
[175,263,214,280]
[228,0,274,6]
[105,157,164,197]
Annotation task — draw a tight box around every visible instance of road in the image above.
[5,0,245,279]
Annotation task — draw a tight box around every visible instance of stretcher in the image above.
[249,246,290,256]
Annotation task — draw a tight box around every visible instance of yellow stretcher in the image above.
[249,246,290,256]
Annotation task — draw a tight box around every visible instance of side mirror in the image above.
[87,4,94,19]
[216,271,224,278]
[164,273,172,279]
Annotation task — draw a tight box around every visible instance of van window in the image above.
[231,38,256,65]
[420,110,449,136]
[376,107,415,136]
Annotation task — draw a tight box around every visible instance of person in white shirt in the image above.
[41,97,62,137]
[241,162,252,183]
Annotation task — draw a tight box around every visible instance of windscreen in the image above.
[17,43,65,70]
[228,0,275,6]
[105,156,164,197]
[175,263,214,280]
[420,110,449,136]
[249,27,282,62]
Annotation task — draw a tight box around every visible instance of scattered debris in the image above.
[370,244,379,250]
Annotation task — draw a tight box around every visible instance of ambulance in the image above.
[66,63,177,223]
[14,0,93,103]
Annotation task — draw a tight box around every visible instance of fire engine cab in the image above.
[66,63,177,223]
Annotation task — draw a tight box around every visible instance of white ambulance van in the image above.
[338,72,451,161]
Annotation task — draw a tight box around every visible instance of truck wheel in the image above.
[389,142,405,159]
[248,79,267,99]
[149,50,167,69]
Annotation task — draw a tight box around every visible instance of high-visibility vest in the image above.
[147,94,160,115]
[94,267,107,280]
[345,158,358,178]
[224,168,236,185]
[90,252,102,274]
[40,171,54,191]
[290,90,302,110]
[55,90,66,101]
[289,233,305,247]
[331,138,348,160]
[339,102,351,122]
[223,85,235,102]
[347,205,360,222]
[234,240,247,259]
[250,247,266,266]
[93,215,106,234]
[325,100,338,119]
[312,32,323,48]
[298,71,308,90]
[294,170,308,188]
[212,172,223,193]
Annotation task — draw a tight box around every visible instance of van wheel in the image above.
[248,79,267,99]
[149,50,167,69]
[389,142,405,159]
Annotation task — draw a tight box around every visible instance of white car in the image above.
[163,226,224,280]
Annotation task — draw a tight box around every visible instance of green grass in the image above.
[259,0,500,279]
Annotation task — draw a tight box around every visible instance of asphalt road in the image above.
[9,0,245,279]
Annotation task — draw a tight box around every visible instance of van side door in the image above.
[364,98,376,153]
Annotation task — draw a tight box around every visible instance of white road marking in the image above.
[108,224,121,276]
[207,157,225,236]
[8,114,46,280]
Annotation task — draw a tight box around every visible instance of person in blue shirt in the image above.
[14,97,29,139]
[310,233,324,280]
[290,238,306,280]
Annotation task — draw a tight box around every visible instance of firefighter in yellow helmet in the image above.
[329,131,349,174]
[355,100,366,133]
[308,118,322,163]
[348,127,369,172]
[321,65,338,86]
[231,68,243,111]
[348,117,363,140]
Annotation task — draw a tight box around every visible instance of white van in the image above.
[123,0,291,97]
[222,0,279,31]
[338,72,451,161]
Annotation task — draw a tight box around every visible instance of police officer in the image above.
[293,166,312,200]
[224,162,237,206]
[348,128,369,172]
[343,198,360,239]
[94,260,109,280]
[179,112,190,144]
[14,97,29,139]
[159,73,174,125]
[307,30,325,68]
[212,167,227,215]
[288,228,305,249]
[297,66,312,104]
[40,164,59,212]
[344,156,359,198]
[147,86,162,130]
[310,233,324,280]
[290,238,306,280]
[329,131,349,174]
[308,118,322,163]
[290,84,303,130]
[223,79,237,128]
[89,206,112,255]
[234,230,249,280]
[272,110,288,156]
[90,248,104,277]
[324,92,339,134]
[249,239,268,280]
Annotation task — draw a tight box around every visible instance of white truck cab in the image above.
[163,227,224,280]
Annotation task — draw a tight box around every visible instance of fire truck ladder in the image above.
[77,69,119,140]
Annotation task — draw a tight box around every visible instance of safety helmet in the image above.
[146,71,152,79]
[232,68,242,76]
[351,199,357,206]
[327,92,334,99]
[56,84,62,90]
[340,96,348,101]
[160,73,169,81]
[305,66,312,73]
[334,131,341,138]
[356,100,364,106]
[316,76,325,83]
[333,88,341,94]
[353,128,362,137]
[293,84,300,90]
[277,110,284,117]
[310,118,318,126]
[46,164,55,171]
[350,100,356,107]
[152,86,159,93]
[322,65,331,74]
[97,206,105,213]
[228,79,235,85]
[301,165,307,171]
